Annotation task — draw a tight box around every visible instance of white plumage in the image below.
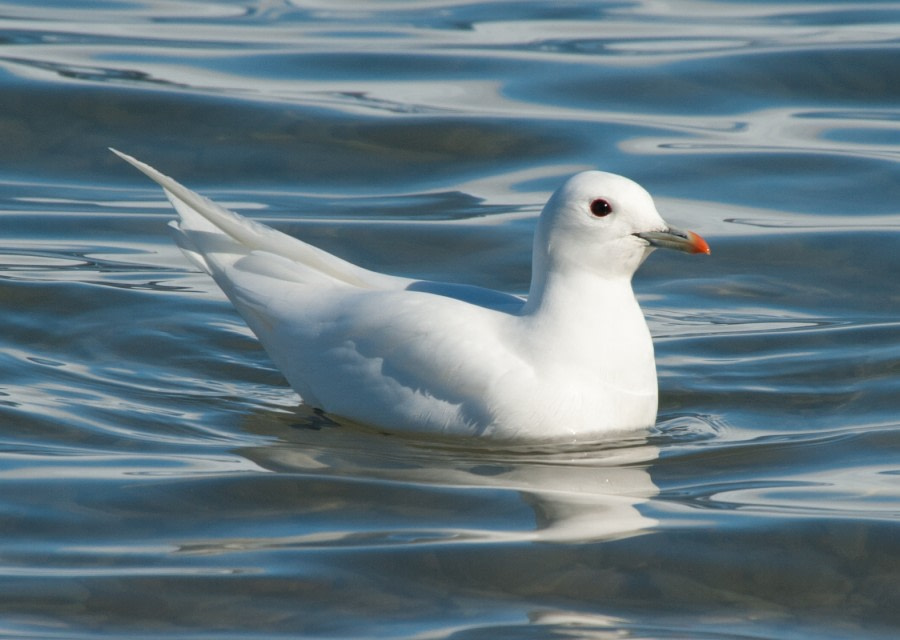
[113,149,708,441]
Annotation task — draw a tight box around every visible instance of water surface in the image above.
[1,1,898,638]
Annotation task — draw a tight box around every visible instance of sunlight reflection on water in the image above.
[0,0,898,638]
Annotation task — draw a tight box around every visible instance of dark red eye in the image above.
[590,198,612,217]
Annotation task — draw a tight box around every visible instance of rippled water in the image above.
[1,1,899,638]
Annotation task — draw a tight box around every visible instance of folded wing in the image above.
[112,150,527,434]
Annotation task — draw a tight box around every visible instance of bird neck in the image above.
[517,264,656,405]
[521,266,640,327]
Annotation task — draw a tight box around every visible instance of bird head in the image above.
[533,171,709,281]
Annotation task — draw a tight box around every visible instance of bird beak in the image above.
[634,227,710,255]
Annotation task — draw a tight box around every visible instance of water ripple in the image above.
[1,1,899,638]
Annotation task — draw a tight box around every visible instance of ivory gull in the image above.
[112,149,708,440]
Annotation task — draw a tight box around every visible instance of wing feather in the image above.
[111,148,408,290]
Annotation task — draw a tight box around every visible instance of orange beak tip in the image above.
[689,231,711,255]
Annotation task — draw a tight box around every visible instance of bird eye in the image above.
[589,198,613,218]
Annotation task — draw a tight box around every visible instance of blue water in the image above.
[1,1,899,638]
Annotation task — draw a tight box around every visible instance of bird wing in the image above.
[256,284,529,433]
[113,150,530,432]
[112,149,524,309]
[110,149,411,291]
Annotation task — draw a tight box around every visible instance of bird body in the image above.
[113,150,708,441]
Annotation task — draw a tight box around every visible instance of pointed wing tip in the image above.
[109,147,148,173]
[109,147,131,163]
[108,148,180,198]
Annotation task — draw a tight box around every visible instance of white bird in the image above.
[112,150,708,441]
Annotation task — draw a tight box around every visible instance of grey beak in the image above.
[634,227,710,255]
